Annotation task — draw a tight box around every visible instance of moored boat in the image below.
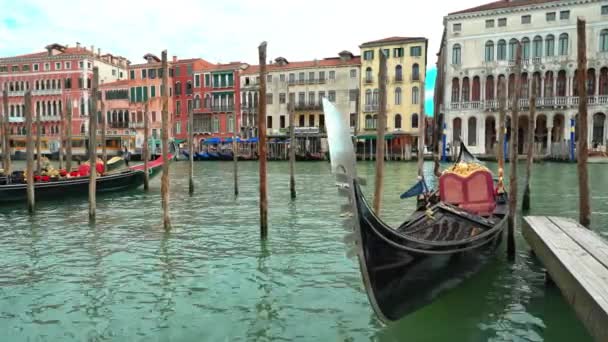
[322,98,507,323]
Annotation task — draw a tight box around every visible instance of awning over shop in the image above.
[356,134,395,140]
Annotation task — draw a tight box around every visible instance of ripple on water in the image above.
[0,161,602,341]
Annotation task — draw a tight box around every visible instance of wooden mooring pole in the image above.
[522,77,537,211]
[36,101,42,175]
[288,101,296,199]
[498,78,507,170]
[417,87,425,177]
[373,49,388,215]
[101,100,107,169]
[89,67,99,221]
[577,18,591,228]
[258,42,269,238]
[2,90,11,175]
[58,102,64,170]
[233,118,239,196]
[25,91,34,213]
[161,50,172,230]
[188,106,194,195]
[507,43,522,261]
[143,103,150,191]
[66,99,73,172]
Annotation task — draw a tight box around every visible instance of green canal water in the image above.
[1,160,607,341]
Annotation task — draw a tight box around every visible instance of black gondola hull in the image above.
[0,170,146,203]
[353,183,506,322]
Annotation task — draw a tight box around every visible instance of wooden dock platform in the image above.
[523,216,608,341]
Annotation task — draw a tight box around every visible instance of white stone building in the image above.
[240,52,360,139]
[439,0,608,156]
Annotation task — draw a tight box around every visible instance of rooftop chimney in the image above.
[91,45,94,53]
[173,56,177,63]
[97,48,101,57]
[76,42,81,50]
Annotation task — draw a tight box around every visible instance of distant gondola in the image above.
[0,154,169,203]
[322,99,507,323]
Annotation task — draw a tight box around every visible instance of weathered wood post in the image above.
[522,78,537,211]
[36,100,42,175]
[101,100,107,169]
[89,67,99,221]
[507,43,522,261]
[233,116,239,196]
[498,79,507,170]
[2,90,10,175]
[161,50,172,230]
[373,48,388,214]
[188,106,194,195]
[58,102,64,170]
[143,103,150,191]
[577,18,591,228]
[288,100,296,199]
[25,91,34,213]
[258,42,269,238]
[418,87,426,177]
[66,99,73,172]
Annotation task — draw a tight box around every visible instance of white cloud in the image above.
[0,0,486,68]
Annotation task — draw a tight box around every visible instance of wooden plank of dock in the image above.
[523,216,608,341]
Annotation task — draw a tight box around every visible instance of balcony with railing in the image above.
[364,104,379,112]
[32,89,62,96]
[129,122,145,129]
[294,103,322,111]
[212,105,235,112]
[447,95,608,112]
[109,122,129,129]
[365,77,374,84]
[394,76,403,83]
[8,116,24,123]
[40,115,61,122]
[7,90,25,97]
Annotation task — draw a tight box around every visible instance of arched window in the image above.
[395,65,403,81]
[600,68,608,95]
[508,39,518,60]
[412,87,419,104]
[411,113,419,129]
[462,77,470,102]
[41,126,46,135]
[559,33,569,55]
[365,89,372,104]
[46,79,50,90]
[452,44,461,65]
[365,115,373,129]
[195,95,201,109]
[546,35,555,56]
[486,75,495,100]
[394,87,402,105]
[42,101,46,116]
[175,82,182,95]
[186,81,193,95]
[472,76,480,101]
[395,114,402,129]
[497,40,507,60]
[80,123,85,134]
[412,64,420,81]
[365,67,373,83]
[372,89,379,105]
[533,36,543,58]
[600,29,608,52]
[468,117,477,146]
[485,41,494,61]
[205,95,211,109]
[451,78,460,102]
[52,101,57,116]
[80,98,85,116]
[557,70,567,97]
[522,37,530,59]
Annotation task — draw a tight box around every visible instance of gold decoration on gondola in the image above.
[442,162,490,178]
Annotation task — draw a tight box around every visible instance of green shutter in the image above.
[130,87,135,102]
[205,74,210,86]
[143,86,148,101]
[151,86,156,98]
[213,74,219,88]
[130,70,135,80]
[136,87,142,102]
[228,73,234,87]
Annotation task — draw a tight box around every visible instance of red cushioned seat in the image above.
[439,170,496,216]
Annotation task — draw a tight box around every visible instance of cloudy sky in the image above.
[0,0,488,115]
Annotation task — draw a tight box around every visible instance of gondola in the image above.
[322,99,507,323]
[218,151,234,161]
[0,154,169,203]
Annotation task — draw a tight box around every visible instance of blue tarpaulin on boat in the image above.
[203,137,222,144]
[247,137,259,143]
[224,137,242,143]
